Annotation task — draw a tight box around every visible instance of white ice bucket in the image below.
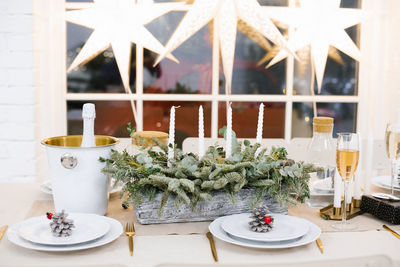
[41,135,119,215]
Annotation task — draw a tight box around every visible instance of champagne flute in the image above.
[385,124,400,196]
[332,133,359,231]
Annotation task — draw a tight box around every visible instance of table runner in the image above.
[26,191,400,235]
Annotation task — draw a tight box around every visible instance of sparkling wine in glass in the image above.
[385,124,400,195]
[332,133,359,231]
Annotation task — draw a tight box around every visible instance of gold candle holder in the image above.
[320,197,363,220]
[353,199,361,208]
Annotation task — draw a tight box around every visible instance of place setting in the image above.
[7,210,123,252]
[208,206,321,250]
[369,123,400,200]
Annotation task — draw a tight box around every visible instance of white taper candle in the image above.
[354,173,362,200]
[354,133,362,200]
[226,103,232,158]
[255,103,264,157]
[167,106,176,167]
[198,105,205,158]
[333,171,342,208]
[256,103,264,143]
[346,181,353,204]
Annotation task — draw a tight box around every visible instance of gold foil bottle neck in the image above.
[313,116,334,133]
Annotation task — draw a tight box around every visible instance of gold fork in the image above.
[125,222,135,256]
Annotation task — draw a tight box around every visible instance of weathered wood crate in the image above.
[134,188,288,224]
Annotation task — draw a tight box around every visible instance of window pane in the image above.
[143,101,212,148]
[144,12,212,94]
[218,102,285,138]
[67,22,137,94]
[292,102,357,138]
[293,46,359,96]
[219,30,286,95]
[217,0,287,95]
[67,101,136,137]
[293,0,360,96]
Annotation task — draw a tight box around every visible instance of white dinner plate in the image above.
[210,216,321,249]
[7,216,122,251]
[371,176,400,191]
[221,214,309,242]
[40,179,123,195]
[18,213,110,246]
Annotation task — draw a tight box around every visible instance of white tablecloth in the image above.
[0,184,399,267]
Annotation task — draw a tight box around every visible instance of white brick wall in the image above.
[0,0,36,182]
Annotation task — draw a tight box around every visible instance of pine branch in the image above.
[101,134,317,215]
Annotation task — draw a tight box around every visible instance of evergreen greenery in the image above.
[100,128,319,215]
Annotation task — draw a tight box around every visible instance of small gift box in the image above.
[360,195,400,224]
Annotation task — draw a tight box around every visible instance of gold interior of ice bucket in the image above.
[41,135,119,148]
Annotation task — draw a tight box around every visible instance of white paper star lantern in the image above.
[209,20,273,55]
[66,0,183,122]
[258,33,344,69]
[154,0,292,94]
[264,0,364,91]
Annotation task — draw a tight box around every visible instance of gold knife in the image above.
[0,225,8,241]
[383,225,400,239]
[316,238,323,254]
[206,232,218,262]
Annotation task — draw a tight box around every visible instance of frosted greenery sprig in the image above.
[100,132,319,215]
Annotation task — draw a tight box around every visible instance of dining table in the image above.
[0,183,399,267]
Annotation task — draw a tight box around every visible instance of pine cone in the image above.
[49,210,75,237]
[249,206,273,232]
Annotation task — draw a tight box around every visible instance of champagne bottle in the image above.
[80,103,96,147]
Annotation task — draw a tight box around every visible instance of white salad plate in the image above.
[210,215,321,249]
[312,179,334,194]
[372,192,400,201]
[40,179,123,195]
[371,176,400,191]
[18,213,110,246]
[7,215,123,251]
[221,214,309,242]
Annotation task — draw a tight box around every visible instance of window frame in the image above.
[62,0,363,141]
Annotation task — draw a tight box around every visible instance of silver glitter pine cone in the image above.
[249,206,273,232]
[49,210,75,237]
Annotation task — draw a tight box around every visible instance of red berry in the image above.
[46,212,53,220]
[264,216,272,224]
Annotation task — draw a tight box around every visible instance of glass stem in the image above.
[342,180,349,229]
[391,160,396,196]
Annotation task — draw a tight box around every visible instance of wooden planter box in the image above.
[134,188,288,224]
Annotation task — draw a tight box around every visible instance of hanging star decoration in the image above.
[209,20,273,55]
[258,32,344,66]
[264,0,364,91]
[153,0,293,94]
[257,33,344,75]
[66,0,182,121]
